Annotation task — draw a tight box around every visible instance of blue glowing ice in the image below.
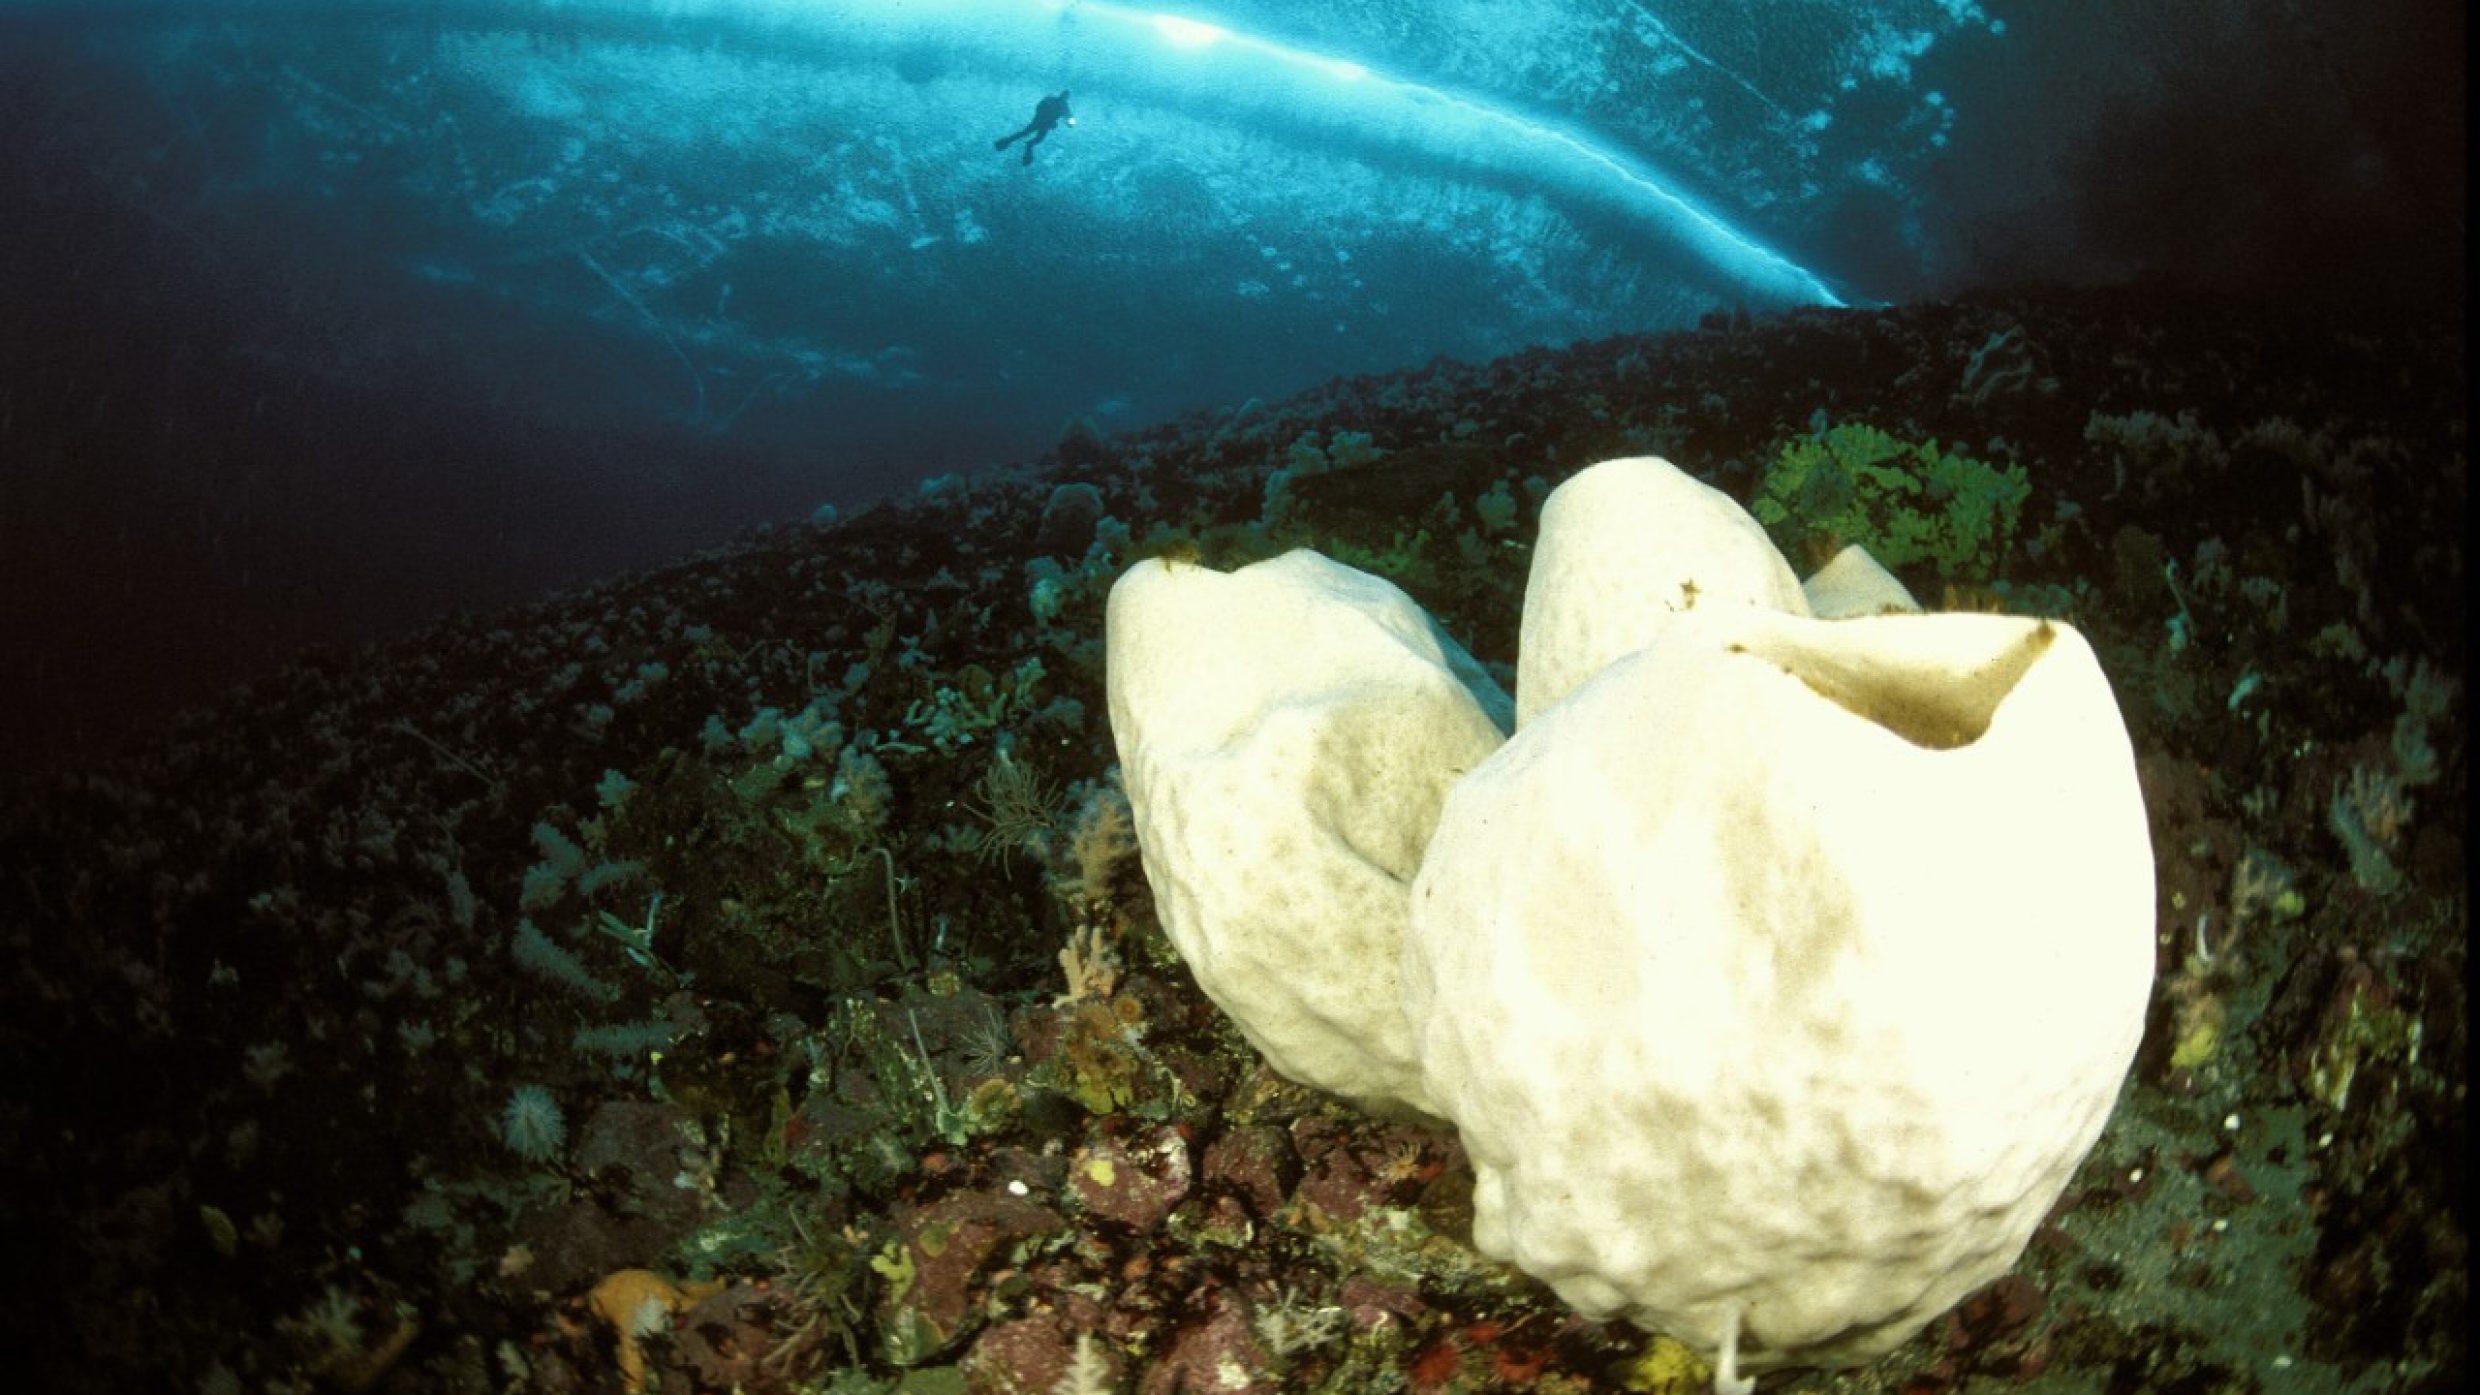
[107,0,1847,308]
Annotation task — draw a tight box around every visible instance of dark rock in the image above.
[1069,1124,1192,1231]
[1200,1125,1298,1220]
[879,1189,1069,1366]
[963,1314,1104,1395]
[1289,1115,1448,1223]
[1137,1286,1268,1395]
[1339,1275,1430,1333]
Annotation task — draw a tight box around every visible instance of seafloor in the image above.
[0,285,2464,1395]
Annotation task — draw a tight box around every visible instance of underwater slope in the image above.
[0,287,2464,1393]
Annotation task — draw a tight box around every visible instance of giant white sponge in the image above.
[1404,602,2154,1371]
[1106,549,1511,1116]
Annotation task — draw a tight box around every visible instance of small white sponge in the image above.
[1106,550,1511,1116]
[1803,542,1924,619]
[1516,457,1808,725]
[1405,603,2153,1370]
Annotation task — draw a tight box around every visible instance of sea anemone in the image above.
[501,1083,566,1164]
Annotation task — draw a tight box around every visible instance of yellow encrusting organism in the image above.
[586,1267,726,1394]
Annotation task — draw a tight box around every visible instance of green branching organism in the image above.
[1753,421,2031,582]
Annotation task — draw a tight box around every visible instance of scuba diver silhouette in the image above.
[994,91,1074,165]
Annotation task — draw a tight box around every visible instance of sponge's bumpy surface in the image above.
[1105,550,1511,1116]
[1405,600,2153,1369]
